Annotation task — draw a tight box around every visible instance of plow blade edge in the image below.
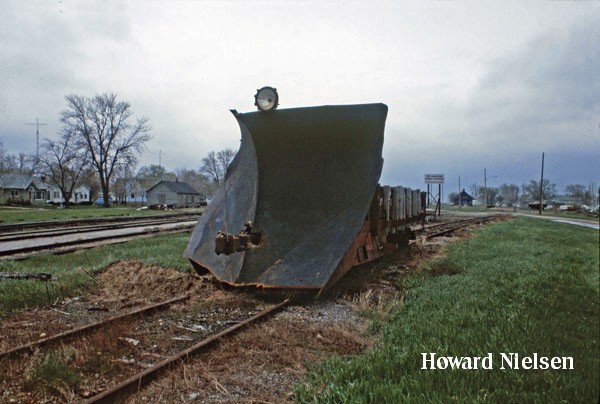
[184,103,387,291]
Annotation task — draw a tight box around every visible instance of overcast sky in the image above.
[1,0,598,196]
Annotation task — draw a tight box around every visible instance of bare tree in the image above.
[477,186,499,206]
[137,164,176,182]
[79,167,100,201]
[17,152,37,174]
[61,93,151,207]
[217,148,235,176]
[39,131,89,208]
[200,148,235,185]
[447,192,459,205]
[0,139,8,174]
[521,179,556,202]
[200,151,221,184]
[565,184,591,204]
[0,147,36,175]
[112,161,138,205]
[175,167,214,196]
[499,183,520,207]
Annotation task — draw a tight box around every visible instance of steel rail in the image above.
[84,299,289,404]
[0,217,199,242]
[0,295,190,360]
[0,212,201,233]
[422,216,497,240]
[0,223,196,260]
[421,215,497,231]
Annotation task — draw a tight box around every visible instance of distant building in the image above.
[47,184,92,205]
[0,174,48,205]
[459,189,475,207]
[146,180,203,208]
[114,177,157,205]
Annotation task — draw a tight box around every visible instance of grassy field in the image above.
[296,217,599,403]
[443,205,599,223]
[0,234,191,315]
[1,212,598,401]
[0,205,198,224]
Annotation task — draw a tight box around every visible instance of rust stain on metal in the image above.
[84,299,289,404]
[184,103,427,294]
[215,222,263,255]
[0,295,190,360]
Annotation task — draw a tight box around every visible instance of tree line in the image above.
[448,180,598,207]
[1,92,235,208]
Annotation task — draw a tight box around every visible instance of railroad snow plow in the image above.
[184,99,424,295]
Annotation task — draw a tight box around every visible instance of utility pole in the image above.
[458,175,461,208]
[484,168,487,207]
[539,152,545,215]
[25,118,47,159]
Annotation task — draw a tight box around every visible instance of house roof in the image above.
[46,183,91,192]
[459,189,474,200]
[136,178,159,190]
[0,174,38,190]
[147,180,200,195]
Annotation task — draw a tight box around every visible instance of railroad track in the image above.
[0,213,503,402]
[0,216,199,243]
[0,215,201,260]
[0,292,288,402]
[416,215,499,241]
[0,212,201,233]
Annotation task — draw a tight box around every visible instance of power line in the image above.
[25,117,48,159]
[146,149,164,167]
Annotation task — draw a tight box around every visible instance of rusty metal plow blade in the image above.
[184,104,387,293]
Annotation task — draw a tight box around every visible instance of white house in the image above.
[47,184,91,204]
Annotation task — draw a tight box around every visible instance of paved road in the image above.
[511,212,599,230]
[549,219,599,230]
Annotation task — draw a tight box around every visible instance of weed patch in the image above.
[24,348,79,398]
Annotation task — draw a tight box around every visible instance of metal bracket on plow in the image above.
[215,222,263,255]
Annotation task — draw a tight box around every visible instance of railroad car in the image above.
[184,88,425,295]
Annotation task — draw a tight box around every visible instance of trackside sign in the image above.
[425,174,445,184]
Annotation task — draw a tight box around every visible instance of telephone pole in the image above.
[458,175,461,208]
[25,118,47,159]
[484,168,487,207]
[538,152,545,215]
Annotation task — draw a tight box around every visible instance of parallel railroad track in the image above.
[0,215,201,260]
[0,213,502,402]
[0,216,199,243]
[0,212,201,234]
[0,293,288,403]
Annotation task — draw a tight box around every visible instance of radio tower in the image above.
[25,117,48,159]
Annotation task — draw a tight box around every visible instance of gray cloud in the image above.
[467,15,599,149]
[381,14,599,193]
[1,2,598,196]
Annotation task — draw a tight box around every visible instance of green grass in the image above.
[24,348,79,396]
[0,233,191,315]
[296,217,599,403]
[531,209,599,222]
[0,205,196,224]
[442,205,488,213]
[443,205,599,223]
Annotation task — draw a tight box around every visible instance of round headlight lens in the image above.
[254,86,279,111]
